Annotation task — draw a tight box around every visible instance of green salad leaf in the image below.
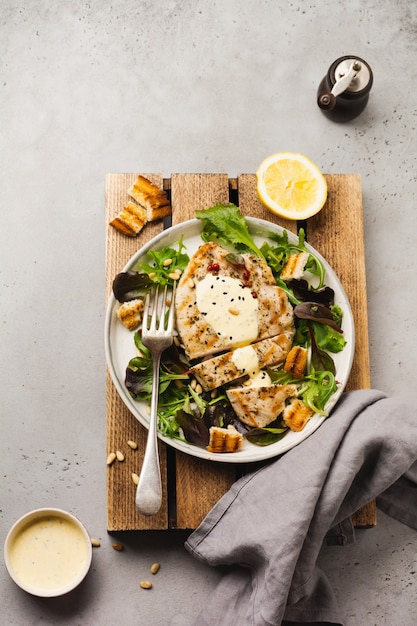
[245,426,288,446]
[112,271,154,302]
[125,333,189,402]
[269,369,337,415]
[135,235,189,286]
[196,203,263,258]
[261,228,325,290]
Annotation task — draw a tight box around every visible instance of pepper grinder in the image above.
[317,56,373,122]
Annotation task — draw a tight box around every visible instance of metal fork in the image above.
[135,281,177,516]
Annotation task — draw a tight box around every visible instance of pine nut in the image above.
[150,562,160,575]
[116,450,125,462]
[190,378,197,389]
[91,538,101,547]
[210,389,218,399]
[228,307,239,316]
[148,272,156,279]
[140,580,152,589]
[132,472,139,485]
[112,543,124,551]
[106,452,116,465]
[127,440,138,450]
[163,258,173,266]
[173,335,180,346]
[168,271,181,280]
[195,383,203,395]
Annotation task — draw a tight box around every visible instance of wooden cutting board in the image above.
[105,173,373,531]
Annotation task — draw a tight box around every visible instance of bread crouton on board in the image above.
[109,175,171,236]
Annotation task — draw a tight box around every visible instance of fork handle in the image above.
[135,352,163,515]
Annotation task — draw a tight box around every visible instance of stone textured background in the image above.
[1,1,416,624]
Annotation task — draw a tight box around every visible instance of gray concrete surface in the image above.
[1,1,417,624]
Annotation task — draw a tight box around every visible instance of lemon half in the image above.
[256,152,327,220]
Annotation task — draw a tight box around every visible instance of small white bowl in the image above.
[4,508,93,597]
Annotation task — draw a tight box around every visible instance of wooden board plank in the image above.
[105,173,169,531]
[170,174,238,529]
[307,174,370,391]
[307,174,374,528]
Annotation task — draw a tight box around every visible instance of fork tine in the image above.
[160,283,169,330]
[142,290,151,331]
[142,281,177,337]
[167,280,176,330]
[149,284,159,332]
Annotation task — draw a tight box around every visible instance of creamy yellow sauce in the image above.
[9,514,88,592]
[231,345,272,387]
[196,273,259,345]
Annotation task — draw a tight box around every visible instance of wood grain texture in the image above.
[170,174,237,529]
[105,172,374,530]
[105,173,168,530]
[307,174,370,391]
[351,499,377,528]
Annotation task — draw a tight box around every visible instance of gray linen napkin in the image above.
[185,389,417,625]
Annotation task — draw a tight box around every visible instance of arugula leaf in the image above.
[135,236,189,286]
[113,238,189,301]
[268,368,337,415]
[125,332,190,410]
[311,321,347,354]
[261,228,326,289]
[196,203,263,258]
[188,384,209,415]
[298,371,337,415]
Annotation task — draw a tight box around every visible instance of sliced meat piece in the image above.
[226,384,298,428]
[175,242,294,360]
[191,333,293,391]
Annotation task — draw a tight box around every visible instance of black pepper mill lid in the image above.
[317,56,373,122]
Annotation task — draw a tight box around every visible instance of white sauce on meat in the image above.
[231,345,272,388]
[196,274,259,345]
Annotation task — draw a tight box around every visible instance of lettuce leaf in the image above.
[196,203,263,258]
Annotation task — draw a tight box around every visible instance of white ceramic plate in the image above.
[105,218,355,463]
